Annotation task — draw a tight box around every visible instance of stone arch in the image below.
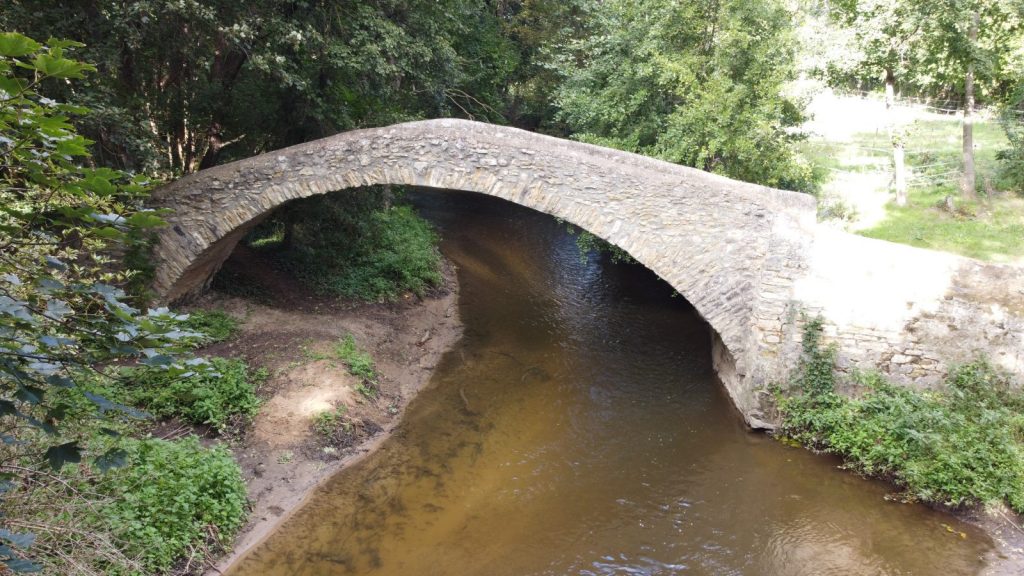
[151,119,819,426]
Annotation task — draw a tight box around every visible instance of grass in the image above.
[334,335,376,382]
[182,309,240,344]
[303,335,380,398]
[860,190,1024,261]
[778,319,1024,513]
[801,109,1023,261]
[334,335,378,398]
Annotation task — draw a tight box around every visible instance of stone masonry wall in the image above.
[151,119,817,427]
[792,229,1024,392]
[150,118,1024,428]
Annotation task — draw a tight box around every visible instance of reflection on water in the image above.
[228,191,991,576]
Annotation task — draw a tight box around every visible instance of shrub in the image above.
[99,437,247,572]
[182,310,240,344]
[779,321,1024,512]
[300,204,441,301]
[263,189,443,301]
[120,357,264,432]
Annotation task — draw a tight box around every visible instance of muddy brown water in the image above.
[228,191,993,576]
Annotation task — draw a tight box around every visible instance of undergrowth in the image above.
[98,437,247,573]
[0,409,248,574]
[778,318,1024,512]
[117,358,265,433]
[335,335,378,398]
[250,189,442,301]
[312,405,349,437]
[182,310,240,344]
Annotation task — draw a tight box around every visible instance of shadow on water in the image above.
[228,190,993,576]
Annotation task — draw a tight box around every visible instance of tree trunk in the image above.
[886,69,908,206]
[196,32,248,171]
[960,10,978,199]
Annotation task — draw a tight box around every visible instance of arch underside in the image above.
[151,119,818,426]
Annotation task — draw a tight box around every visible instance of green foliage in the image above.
[780,321,1024,512]
[354,382,377,400]
[0,40,209,574]
[1,0,526,174]
[265,189,442,301]
[820,0,1024,106]
[99,437,247,573]
[999,88,1024,194]
[118,358,264,433]
[552,0,818,192]
[793,316,838,398]
[334,335,377,398]
[491,0,590,130]
[563,224,635,264]
[312,405,349,437]
[183,310,241,345]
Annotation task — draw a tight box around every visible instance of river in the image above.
[227,190,992,575]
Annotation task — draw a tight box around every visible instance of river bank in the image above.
[181,245,462,574]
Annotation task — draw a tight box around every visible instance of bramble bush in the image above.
[779,320,1024,512]
[98,437,247,573]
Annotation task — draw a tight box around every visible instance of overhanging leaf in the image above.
[30,53,92,79]
[13,386,43,405]
[0,33,41,57]
[83,392,148,419]
[4,557,43,573]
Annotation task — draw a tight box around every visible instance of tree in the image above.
[1,0,527,175]
[961,9,979,198]
[0,33,204,572]
[917,0,1023,198]
[551,0,815,192]
[489,0,590,131]
[826,0,1024,201]
[828,0,928,206]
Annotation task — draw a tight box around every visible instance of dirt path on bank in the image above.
[186,246,462,574]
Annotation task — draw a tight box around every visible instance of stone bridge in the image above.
[151,119,1024,428]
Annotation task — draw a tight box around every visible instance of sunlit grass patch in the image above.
[861,187,1024,261]
[801,100,1021,261]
